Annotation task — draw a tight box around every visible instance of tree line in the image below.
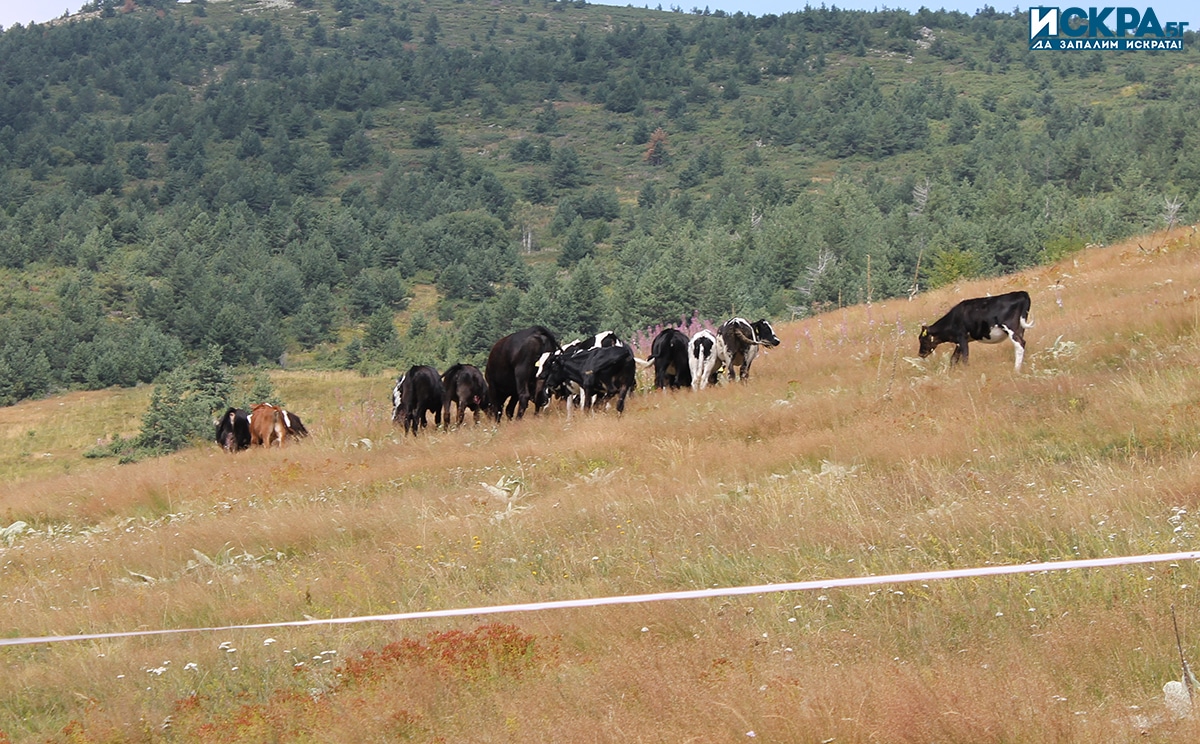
[0,0,1196,405]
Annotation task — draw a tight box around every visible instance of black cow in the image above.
[441,363,489,428]
[648,328,692,390]
[540,344,637,417]
[215,407,251,453]
[392,365,445,436]
[919,290,1033,371]
[714,317,781,382]
[485,325,560,422]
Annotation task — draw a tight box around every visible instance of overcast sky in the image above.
[1,0,1196,45]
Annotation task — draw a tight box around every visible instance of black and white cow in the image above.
[539,344,637,417]
[688,329,721,391]
[919,290,1033,371]
[441,363,489,428]
[560,330,624,357]
[215,407,251,453]
[647,328,692,390]
[536,331,629,409]
[714,317,781,382]
[392,365,445,436]
[485,326,560,421]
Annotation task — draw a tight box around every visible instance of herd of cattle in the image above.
[215,291,1033,449]
[391,316,783,436]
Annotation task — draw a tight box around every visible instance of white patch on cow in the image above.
[534,351,552,377]
[988,324,1027,371]
[392,376,405,419]
[281,410,292,428]
[981,325,1009,344]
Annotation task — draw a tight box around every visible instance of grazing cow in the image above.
[919,290,1033,371]
[441,363,489,428]
[215,407,251,453]
[647,328,692,390]
[280,408,309,440]
[559,330,624,357]
[249,403,298,448]
[392,365,445,436]
[714,318,781,382]
[689,329,721,390]
[537,331,631,409]
[485,325,560,421]
[540,344,637,417]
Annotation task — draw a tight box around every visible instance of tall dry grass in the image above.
[2,228,1200,741]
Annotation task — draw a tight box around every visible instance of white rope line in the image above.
[4,551,1198,648]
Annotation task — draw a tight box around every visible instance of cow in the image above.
[539,344,637,417]
[441,363,489,428]
[392,365,445,436]
[215,407,251,453]
[647,328,692,390]
[559,330,624,357]
[281,409,309,440]
[689,329,721,390]
[485,325,560,422]
[536,331,631,409]
[248,403,307,448]
[918,290,1033,371]
[714,317,781,383]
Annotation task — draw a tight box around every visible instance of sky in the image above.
[0,0,1196,42]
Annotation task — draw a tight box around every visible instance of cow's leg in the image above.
[1000,324,1026,371]
[952,339,969,365]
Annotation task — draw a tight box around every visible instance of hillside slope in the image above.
[1,224,1199,741]
[2,0,1198,408]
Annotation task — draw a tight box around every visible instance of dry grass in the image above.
[3,228,1200,742]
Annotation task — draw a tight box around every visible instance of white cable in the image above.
[4,551,1197,647]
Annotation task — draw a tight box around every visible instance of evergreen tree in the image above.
[364,308,399,350]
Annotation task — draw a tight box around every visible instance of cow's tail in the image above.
[735,328,760,346]
[1020,315,1034,329]
[634,356,653,368]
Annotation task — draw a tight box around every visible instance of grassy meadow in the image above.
[3,226,1200,741]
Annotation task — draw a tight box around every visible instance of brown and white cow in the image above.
[248,403,308,448]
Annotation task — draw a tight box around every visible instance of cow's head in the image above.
[753,320,781,347]
[537,354,575,402]
[918,326,939,357]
